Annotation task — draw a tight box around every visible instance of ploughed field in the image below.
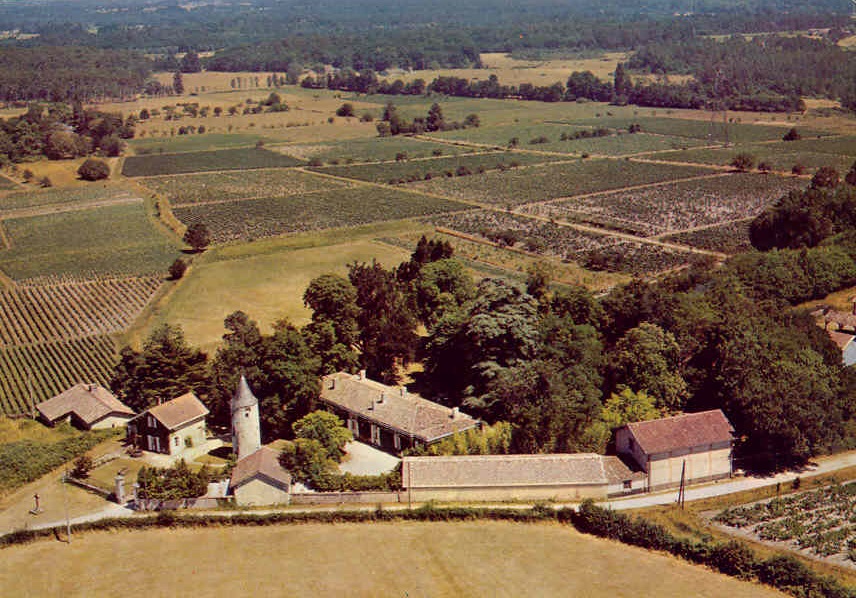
[0,522,784,597]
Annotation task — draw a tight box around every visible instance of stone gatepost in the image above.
[114,473,125,504]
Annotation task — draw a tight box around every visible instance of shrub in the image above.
[792,163,806,176]
[169,258,187,280]
[70,455,94,479]
[360,112,374,123]
[730,153,755,172]
[22,169,33,182]
[39,176,52,188]
[336,103,355,117]
[78,158,110,181]
[783,127,801,141]
[307,157,323,167]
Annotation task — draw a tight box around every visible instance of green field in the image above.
[0,184,136,214]
[570,116,829,143]
[654,145,854,174]
[0,202,180,280]
[0,522,785,597]
[173,186,471,244]
[411,159,717,206]
[130,132,277,154]
[122,147,304,177]
[275,136,472,164]
[149,235,413,351]
[314,151,567,184]
[140,168,351,206]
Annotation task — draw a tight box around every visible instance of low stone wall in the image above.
[66,477,112,499]
[290,491,403,505]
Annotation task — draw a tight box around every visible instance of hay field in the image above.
[0,521,784,597]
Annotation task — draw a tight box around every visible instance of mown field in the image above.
[313,151,567,184]
[520,173,804,236]
[172,186,471,244]
[139,168,352,206]
[122,147,303,177]
[0,184,136,214]
[409,159,717,206]
[0,201,180,281]
[0,522,785,597]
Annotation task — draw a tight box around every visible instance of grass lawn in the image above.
[85,458,145,493]
[0,201,180,281]
[143,235,414,352]
[0,521,785,596]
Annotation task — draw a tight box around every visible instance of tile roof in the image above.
[37,383,135,426]
[402,454,643,489]
[828,330,854,351]
[319,372,479,443]
[146,392,209,431]
[624,410,734,456]
[230,446,292,489]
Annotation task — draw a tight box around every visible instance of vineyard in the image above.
[0,184,135,214]
[276,136,470,164]
[663,221,753,254]
[122,147,304,177]
[0,276,163,415]
[0,174,18,190]
[314,151,565,184]
[173,187,472,243]
[655,145,855,175]
[140,169,352,206]
[426,210,690,275]
[0,201,180,281]
[520,173,803,236]
[0,335,116,415]
[0,277,161,345]
[714,482,856,567]
[409,159,716,206]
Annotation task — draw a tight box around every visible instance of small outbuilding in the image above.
[615,409,734,491]
[36,383,135,430]
[319,371,480,454]
[230,446,292,506]
[401,453,645,502]
[128,392,209,456]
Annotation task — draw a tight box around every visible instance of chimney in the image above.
[329,377,336,390]
[358,369,366,381]
[378,392,385,404]
[400,387,407,398]
[450,407,459,419]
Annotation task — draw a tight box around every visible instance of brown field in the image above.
[0,521,784,597]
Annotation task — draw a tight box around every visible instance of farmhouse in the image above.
[127,392,209,456]
[230,446,292,506]
[318,371,479,453]
[615,410,734,491]
[36,383,135,430]
[401,454,645,502]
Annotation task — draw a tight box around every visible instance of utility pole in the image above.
[677,460,687,510]
[28,372,35,420]
[63,465,72,544]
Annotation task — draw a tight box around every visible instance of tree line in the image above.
[111,209,856,470]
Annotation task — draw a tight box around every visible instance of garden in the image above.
[714,482,856,567]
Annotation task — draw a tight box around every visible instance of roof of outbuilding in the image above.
[401,454,643,489]
[623,410,734,456]
[36,383,135,425]
[319,372,479,443]
[145,392,209,431]
[230,446,292,489]
[232,375,258,412]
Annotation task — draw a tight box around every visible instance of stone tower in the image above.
[231,375,261,460]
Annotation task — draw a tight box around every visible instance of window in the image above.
[147,415,156,428]
[371,424,380,445]
[623,480,632,490]
[394,434,401,450]
[174,436,179,447]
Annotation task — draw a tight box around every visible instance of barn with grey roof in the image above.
[318,371,479,454]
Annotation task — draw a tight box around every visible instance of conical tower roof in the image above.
[232,375,258,411]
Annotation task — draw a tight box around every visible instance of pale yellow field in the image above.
[140,234,414,353]
[0,521,784,597]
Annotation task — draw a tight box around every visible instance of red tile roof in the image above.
[146,392,209,431]
[37,383,134,426]
[624,410,734,455]
[230,446,292,489]
[402,454,644,489]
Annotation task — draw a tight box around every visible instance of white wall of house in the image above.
[234,477,291,506]
[90,415,133,430]
[647,443,732,490]
[166,419,207,456]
